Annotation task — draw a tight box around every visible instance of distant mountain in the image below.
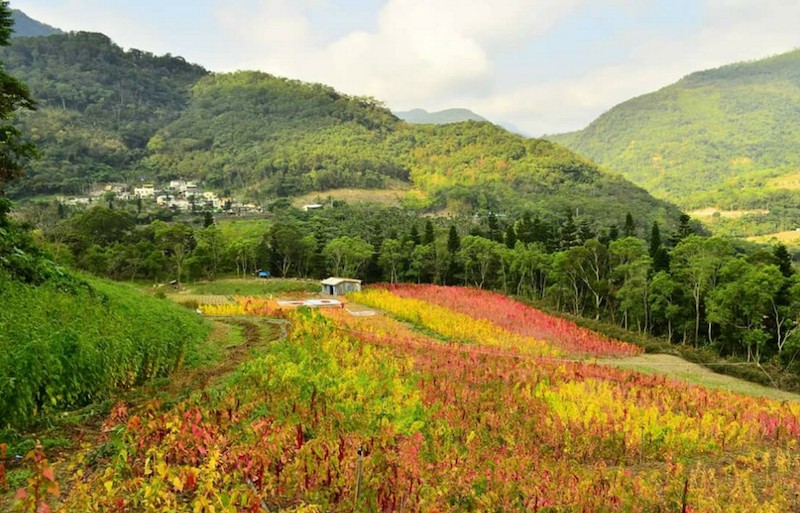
[1,30,680,229]
[396,108,488,124]
[11,9,63,37]
[547,49,800,219]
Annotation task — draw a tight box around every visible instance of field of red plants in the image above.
[7,289,800,512]
[377,284,641,357]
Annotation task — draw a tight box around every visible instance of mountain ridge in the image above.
[546,48,800,232]
[11,9,63,37]
[0,27,682,229]
[395,107,489,124]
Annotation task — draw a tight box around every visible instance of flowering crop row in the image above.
[348,288,559,357]
[378,283,641,357]
[34,288,800,511]
[323,307,800,511]
[200,297,281,317]
[58,310,427,512]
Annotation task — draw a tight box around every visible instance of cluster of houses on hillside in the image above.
[59,180,262,214]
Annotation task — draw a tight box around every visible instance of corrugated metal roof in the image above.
[321,277,362,286]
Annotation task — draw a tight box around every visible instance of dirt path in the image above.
[598,353,800,402]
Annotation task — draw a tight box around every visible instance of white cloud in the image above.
[215,0,601,104]
[13,0,168,52]
[471,0,800,135]
[11,0,800,136]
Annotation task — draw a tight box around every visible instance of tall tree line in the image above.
[36,201,800,364]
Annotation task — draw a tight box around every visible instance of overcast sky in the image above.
[12,0,800,135]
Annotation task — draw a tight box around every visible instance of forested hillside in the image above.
[549,49,800,222]
[146,72,679,225]
[1,30,680,228]
[0,31,207,195]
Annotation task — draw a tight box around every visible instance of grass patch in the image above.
[188,278,319,296]
[518,297,800,394]
[600,354,800,401]
[183,321,246,370]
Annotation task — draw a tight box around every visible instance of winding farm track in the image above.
[599,353,800,402]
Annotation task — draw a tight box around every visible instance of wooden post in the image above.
[355,446,364,508]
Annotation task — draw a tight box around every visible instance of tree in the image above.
[422,219,435,245]
[192,225,225,280]
[551,248,587,316]
[378,238,405,283]
[447,225,461,254]
[409,224,420,246]
[458,235,500,289]
[486,212,501,242]
[153,221,195,285]
[67,207,135,250]
[567,239,611,320]
[707,259,783,361]
[515,242,551,298]
[504,223,518,249]
[674,213,694,243]
[323,236,374,278]
[410,243,437,283]
[202,210,215,228]
[623,212,636,237]
[649,221,670,272]
[608,224,620,242]
[649,271,681,341]
[610,237,651,331]
[446,225,462,284]
[0,1,37,194]
[559,212,580,250]
[269,222,305,277]
[517,213,535,244]
[671,236,733,344]
[577,219,595,244]
[774,243,794,277]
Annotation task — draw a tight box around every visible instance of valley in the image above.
[4,4,800,511]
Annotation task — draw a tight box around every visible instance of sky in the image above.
[12,0,800,136]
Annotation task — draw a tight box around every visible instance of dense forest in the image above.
[0,31,207,194]
[549,49,800,232]
[0,30,682,229]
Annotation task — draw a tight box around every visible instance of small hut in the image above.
[321,277,361,296]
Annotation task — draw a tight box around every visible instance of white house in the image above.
[321,277,362,296]
[133,184,156,198]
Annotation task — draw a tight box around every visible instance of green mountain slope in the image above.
[1,31,680,228]
[548,49,800,219]
[395,107,489,124]
[146,71,680,225]
[0,32,207,195]
[11,9,63,37]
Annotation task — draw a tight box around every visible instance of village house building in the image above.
[321,277,362,296]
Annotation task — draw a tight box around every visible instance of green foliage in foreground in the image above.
[0,273,210,428]
[548,49,800,216]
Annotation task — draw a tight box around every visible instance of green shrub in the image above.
[0,273,210,428]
